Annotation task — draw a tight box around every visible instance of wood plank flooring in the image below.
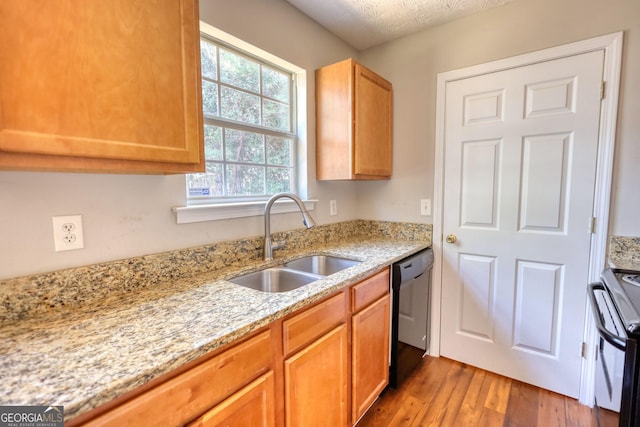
[356,356,619,427]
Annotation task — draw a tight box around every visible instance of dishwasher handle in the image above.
[588,282,626,351]
[402,262,425,280]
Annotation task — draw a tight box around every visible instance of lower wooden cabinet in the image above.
[282,291,349,427]
[351,293,391,421]
[72,268,391,427]
[186,372,276,427]
[73,329,274,427]
[284,324,349,427]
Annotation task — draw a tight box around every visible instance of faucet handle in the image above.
[272,240,286,251]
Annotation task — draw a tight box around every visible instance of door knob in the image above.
[445,234,457,244]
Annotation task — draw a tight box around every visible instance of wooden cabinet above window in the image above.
[315,58,392,180]
[0,0,204,174]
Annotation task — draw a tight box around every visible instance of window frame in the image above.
[173,22,314,224]
[190,33,297,204]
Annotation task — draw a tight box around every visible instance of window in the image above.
[187,35,297,203]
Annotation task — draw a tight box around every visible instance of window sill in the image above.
[172,199,318,224]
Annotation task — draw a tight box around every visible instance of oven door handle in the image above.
[588,282,626,351]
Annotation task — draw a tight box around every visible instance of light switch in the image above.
[420,199,431,216]
[330,200,337,216]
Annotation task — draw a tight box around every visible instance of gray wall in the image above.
[357,0,640,237]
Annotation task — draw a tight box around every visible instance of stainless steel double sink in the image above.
[229,255,361,293]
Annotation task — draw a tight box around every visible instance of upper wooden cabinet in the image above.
[315,58,392,180]
[0,0,204,174]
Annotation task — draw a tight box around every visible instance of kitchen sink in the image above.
[229,267,322,293]
[230,255,362,293]
[284,255,361,276]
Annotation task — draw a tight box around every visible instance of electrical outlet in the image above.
[420,199,432,216]
[52,215,84,252]
[62,223,75,233]
[330,200,338,216]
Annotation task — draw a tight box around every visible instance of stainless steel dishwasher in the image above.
[389,248,434,388]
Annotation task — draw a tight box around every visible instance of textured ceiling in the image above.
[284,0,516,50]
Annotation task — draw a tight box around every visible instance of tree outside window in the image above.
[187,37,296,201]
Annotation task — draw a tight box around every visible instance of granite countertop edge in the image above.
[1,236,430,421]
[608,257,640,271]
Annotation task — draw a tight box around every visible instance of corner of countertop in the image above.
[608,234,640,271]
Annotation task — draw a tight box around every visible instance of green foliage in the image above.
[202,81,218,116]
[226,165,264,196]
[263,99,290,131]
[267,137,292,166]
[220,48,260,93]
[204,125,222,160]
[220,86,260,124]
[201,41,218,80]
[225,129,265,163]
[191,38,295,199]
[263,66,290,103]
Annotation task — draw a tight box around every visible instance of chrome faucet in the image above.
[264,193,316,261]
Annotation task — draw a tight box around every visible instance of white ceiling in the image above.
[284,0,516,50]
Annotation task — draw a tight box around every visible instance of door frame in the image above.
[432,32,623,405]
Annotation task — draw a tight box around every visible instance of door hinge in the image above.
[589,217,597,234]
[601,81,606,100]
[581,342,588,359]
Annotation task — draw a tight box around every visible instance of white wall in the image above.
[0,0,359,280]
[356,0,640,237]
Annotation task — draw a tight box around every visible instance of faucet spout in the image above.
[264,193,316,261]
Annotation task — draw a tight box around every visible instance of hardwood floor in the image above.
[356,356,619,427]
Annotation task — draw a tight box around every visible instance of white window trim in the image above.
[173,199,317,224]
[173,21,309,224]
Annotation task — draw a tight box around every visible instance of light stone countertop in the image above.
[610,257,640,271]
[0,233,429,421]
[608,235,640,271]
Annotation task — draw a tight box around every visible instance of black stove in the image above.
[602,268,640,336]
[621,274,640,287]
[590,268,640,426]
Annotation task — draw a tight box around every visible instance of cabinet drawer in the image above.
[351,268,390,312]
[283,292,346,356]
[81,329,272,427]
[185,371,275,427]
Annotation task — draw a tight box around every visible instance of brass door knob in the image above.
[445,234,457,244]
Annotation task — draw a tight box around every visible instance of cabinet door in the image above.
[0,0,203,173]
[185,372,275,427]
[316,59,392,180]
[315,58,353,180]
[284,324,348,427]
[353,63,392,178]
[77,330,272,427]
[352,294,391,421]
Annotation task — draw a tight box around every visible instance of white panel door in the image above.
[440,50,604,398]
